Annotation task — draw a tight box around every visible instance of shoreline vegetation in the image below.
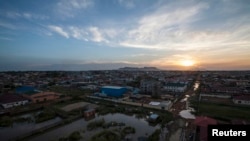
[0,97,173,141]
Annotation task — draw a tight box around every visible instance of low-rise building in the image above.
[193,116,217,141]
[100,86,127,98]
[232,95,250,105]
[160,101,172,110]
[164,82,187,93]
[84,109,95,118]
[148,114,159,122]
[23,91,60,103]
[140,80,161,96]
[0,94,29,109]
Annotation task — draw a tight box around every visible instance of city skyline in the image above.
[1,0,250,71]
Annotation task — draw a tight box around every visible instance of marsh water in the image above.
[0,113,159,141]
[0,113,62,141]
[29,113,160,141]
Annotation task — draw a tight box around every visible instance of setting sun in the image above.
[181,60,195,67]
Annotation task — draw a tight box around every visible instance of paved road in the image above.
[167,73,201,141]
[170,73,201,117]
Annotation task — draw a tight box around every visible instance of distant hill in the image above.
[118,67,161,71]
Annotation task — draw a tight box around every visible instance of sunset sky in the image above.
[1,0,250,71]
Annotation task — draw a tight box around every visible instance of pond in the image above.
[0,112,62,141]
[29,113,160,141]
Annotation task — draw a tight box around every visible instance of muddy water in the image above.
[30,113,160,141]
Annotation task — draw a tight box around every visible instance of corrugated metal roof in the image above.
[149,114,159,119]
[102,86,124,89]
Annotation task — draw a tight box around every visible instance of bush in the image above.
[122,126,136,134]
[91,130,120,141]
[35,109,56,123]
[68,131,82,141]
[87,118,105,130]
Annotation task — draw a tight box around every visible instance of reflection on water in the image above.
[30,113,160,141]
[0,116,62,141]
[193,81,200,91]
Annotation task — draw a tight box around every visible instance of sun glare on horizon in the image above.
[181,60,195,67]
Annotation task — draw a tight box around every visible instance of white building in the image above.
[0,94,29,109]
[233,95,250,105]
[164,83,187,92]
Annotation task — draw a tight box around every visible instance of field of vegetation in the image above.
[191,99,250,122]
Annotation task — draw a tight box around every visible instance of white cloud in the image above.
[6,11,49,20]
[47,0,250,54]
[23,13,32,19]
[118,0,135,9]
[0,21,16,30]
[69,26,88,41]
[47,25,111,43]
[6,12,21,19]
[67,26,109,42]
[102,28,120,39]
[116,1,250,54]
[56,0,93,18]
[121,2,209,49]
[129,53,157,57]
[88,27,108,42]
[48,25,69,38]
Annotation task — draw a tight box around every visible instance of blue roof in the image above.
[149,114,159,120]
[15,86,36,94]
[101,86,127,97]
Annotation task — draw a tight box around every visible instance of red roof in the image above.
[194,116,217,127]
[0,94,28,104]
[233,95,250,101]
[194,116,217,141]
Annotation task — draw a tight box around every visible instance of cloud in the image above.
[88,27,108,42]
[141,54,197,69]
[48,25,69,38]
[118,0,135,9]
[115,0,250,54]
[23,13,32,19]
[56,0,93,18]
[48,25,111,43]
[69,26,89,41]
[48,0,250,54]
[0,21,16,30]
[128,53,157,57]
[6,12,22,19]
[6,11,49,20]
[120,2,209,49]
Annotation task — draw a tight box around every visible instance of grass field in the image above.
[191,100,250,122]
[49,86,92,97]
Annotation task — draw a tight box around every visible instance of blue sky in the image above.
[0,0,250,71]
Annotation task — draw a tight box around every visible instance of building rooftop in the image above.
[0,94,28,104]
[102,86,124,89]
[233,95,250,101]
[149,114,159,120]
[15,86,36,93]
